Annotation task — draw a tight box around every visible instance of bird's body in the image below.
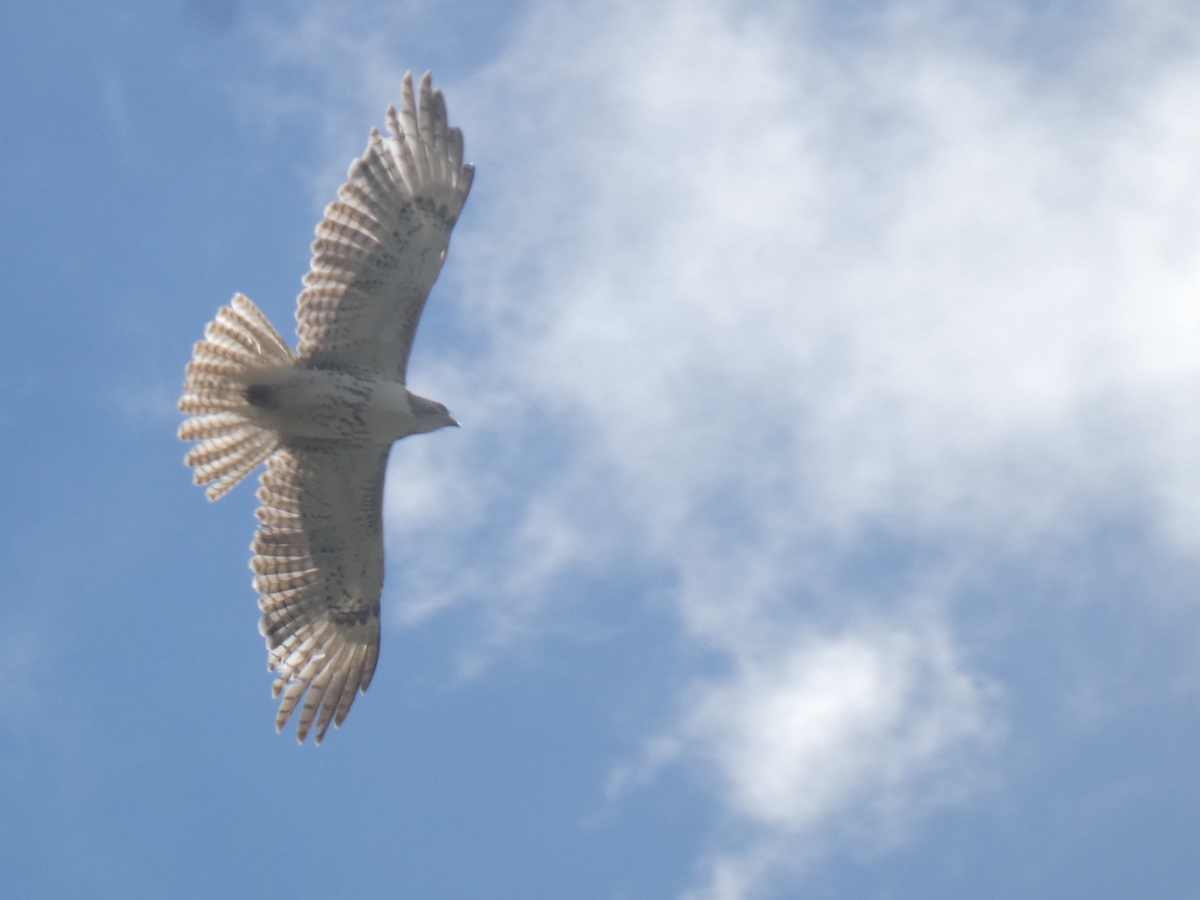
[239,367,449,445]
[178,72,472,744]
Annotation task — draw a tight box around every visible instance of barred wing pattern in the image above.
[253,443,390,745]
[297,70,474,379]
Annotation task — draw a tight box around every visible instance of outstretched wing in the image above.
[296,71,474,380]
[252,443,390,744]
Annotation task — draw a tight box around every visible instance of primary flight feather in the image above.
[178,72,473,744]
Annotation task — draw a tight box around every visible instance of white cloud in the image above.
[673,622,996,898]
[687,627,988,830]
[242,0,1200,896]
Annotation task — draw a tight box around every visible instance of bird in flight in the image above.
[178,72,473,744]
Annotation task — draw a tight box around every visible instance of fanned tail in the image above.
[178,294,297,501]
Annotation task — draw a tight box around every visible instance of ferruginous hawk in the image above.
[178,71,473,744]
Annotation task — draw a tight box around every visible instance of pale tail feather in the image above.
[178,294,296,501]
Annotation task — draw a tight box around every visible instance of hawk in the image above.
[178,72,473,744]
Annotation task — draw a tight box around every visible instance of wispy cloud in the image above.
[240,0,1200,895]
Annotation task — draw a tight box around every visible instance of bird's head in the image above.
[407,392,459,433]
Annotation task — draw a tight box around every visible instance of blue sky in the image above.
[5,0,1200,897]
